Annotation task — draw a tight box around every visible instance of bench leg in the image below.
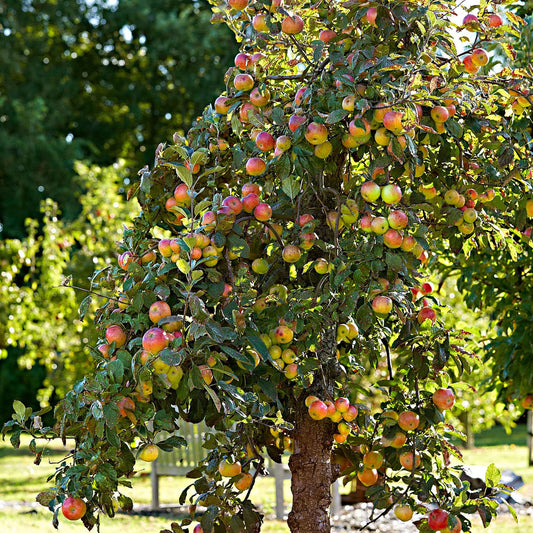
[273,462,285,520]
[151,461,160,510]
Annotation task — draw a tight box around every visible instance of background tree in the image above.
[0,0,237,238]
[4,2,532,533]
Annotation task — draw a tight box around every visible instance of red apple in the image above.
[319,29,336,43]
[365,7,378,26]
[381,184,402,205]
[214,96,231,114]
[149,301,171,324]
[357,468,378,486]
[383,110,404,134]
[399,451,421,470]
[105,325,126,348]
[218,459,242,477]
[431,106,449,123]
[398,410,420,431]
[234,52,250,70]
[242,193,260,213]
[428,509,449,531]
[488,14,503,27]
[62,497,87,521]
[281,15,304,35]
[250,87,271,107]
[433,388,455,410]
[363,451,383,469]
[246,157,266,176]
[242,182,260,196]
[388,210,408,229]
[418,307,436,326]
[372,295,392,317]
[288,114,306,132]
[308,399,328,420]
[174,183,191,207]
[254,203,272,221]
[471,48,488,67]
[222,195,243,215]
[142,327,169,355]
[256,131,275,151]
[234,73,254,92]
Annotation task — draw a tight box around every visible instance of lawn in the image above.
[1,425,532,532]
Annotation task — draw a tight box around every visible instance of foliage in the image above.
[0,163,135,419]
[3,1,533,533]
[0,0,237,238]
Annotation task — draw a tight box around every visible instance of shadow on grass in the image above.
[472,424,527,448]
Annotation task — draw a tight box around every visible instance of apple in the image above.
[141,249,156,264]
[365,7,378,27]
[334,433,347,443]
[342,95,356,112]
[219,459,242,477]
[62,497,87,521]
[250,86,270,107]
[174,183,191,207]
[343,405,358,422]
[388,210,408,229]
[335,397,350,413]
[199,365,213,385]
[383,111,404,134]
[284,363,298,379]
[341,200,359,224]
[444,189,460,205]
[214,96,231,114]
[288,114,306,132]
[363,451,383,469]
[360,215,373,233]
[149,301,171,325]
[202,246,219,267]
[222,195,243,215]
[372,295,392,317]
[357,468,378,486]
[193,525,204,533]
[442,518,462,533]
[349,118,371,139]
[282,245,302,263]
[228,0,248,10]
[234,52,250,70]
[239,102,258,122]
[319,29,336,43]
[463,13,478,29]
[97,343,110,358]
[233,73,254,91]
[314,141,332,159]
[471,48,488,67]
[326,211,345,232]
[525,199,533,217]
[246,157,266,176]
[521,395,533,409]
[398,411,420,431]
[463,207,477,223]
[235,472,253,491]
[106,325,126,348]
[361,181,381,203]
[337,421,351,436]
[241,193,259,214]
[314,258,330,274]
[158,238,172,258]
[273,325,294,344]
[254,203,272,221]
[255,131,275,152]
[488,14,503,27]
[418,307,436,326]
[428,509,449,531]
[381,184,402,205]
[276,135,291,151]
[394,504,413,522]
[117,397,135,417]
[463,55,479,75]
[431,106,449,123]
[139,444,159,462]
[399,451,421,470]
[308,399,328,420]
[305,122,328,145]
[433,388,455,410]
[305,395,319,407]
[281,14,304,35]
[142,327,169,355]
[118,251,134,270]
[383,229,403,248]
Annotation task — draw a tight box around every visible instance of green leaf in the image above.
[246,332,272,361]
[326,109,348,124]
[201,505,219,532]
[485,463,501,488]
[13,400,26,421]
[156,435,187,452]
[174,165,193,187]
[282,177,300,200]
[78,295,92,320]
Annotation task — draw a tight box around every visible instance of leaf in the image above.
[36,490,56,508]
[13,400,26,421]
[201,505,219,532]
[175,164,193,187]
[206,320,236,342]
[246,332,272,361]
[282,177,300,200]
[176,259,191,274]
[203,383,222,412]
[78,295,92,320]
[326,109,348,124]
[485,463,501,488]
[156,435,187,452]
[227,233,250,258]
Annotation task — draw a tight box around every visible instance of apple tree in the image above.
[3,1,532,533]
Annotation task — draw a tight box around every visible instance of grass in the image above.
[1,427,532,532]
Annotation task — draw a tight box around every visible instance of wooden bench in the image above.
[150,421,341,520]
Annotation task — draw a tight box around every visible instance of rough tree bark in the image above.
[287,325,338,533]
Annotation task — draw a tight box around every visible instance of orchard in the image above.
[3,1,533,533]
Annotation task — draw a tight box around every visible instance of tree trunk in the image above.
[287,325,338,533]
[287,398,334,533]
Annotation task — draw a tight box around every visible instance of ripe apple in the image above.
[428,509,449,531]
[319,29,336,43]
[418,307,436,326]
[525,199,533,217]
[488,14,503,27]
[398,410,420,431]
[235,472,253,491]
[521,395,533,409]
[139,444,159,462]
[305,395,319,407]
[365,7,378,27]
[282,245,302,263]
[335,397,350,413]
[370,217,388,235]
[250,86,271,107]
[281,14,304,34]
[381,184,402,205]
[463,13,478,29]
[222,195,243,215]
[357,468,378,487]
[214,96,231,114]
[233,73,254,91]
[193,525,204,533]
[288,114,306,132]
[442,518,462,533]
[431,106,449,123]
[305,122,328,145]
[284,363,298,379]
[463,55,479,75]
[219,459,242,477]
[158,238,172,258]
[349,118,371,139]
[314,258,330,274]
[106,325,126,348]
[314,141,332,159]
[142,327,169,355]
[246,157,266,176]
[273,325,294,344]
[360,215,373,233]
[383,229,403,248]
[361,181,381,203]
[342,95,356,112]
[372,295,392,317]
[234,52,250,70]
[254,203,272,221]
[62,497,87,521]
[256,131,275,151]
[174,183,191,207]
[343,405,358,422]
[276,135,291,151]
[382,111,404,134]
[399,451,421,470]
[363,451,383,469]
[308,399,328,420]
[149,301,171,324]
[394,504,413,521]
[433,388,455,410]
[228,0,248,10]
[118,251,134,270]
[388,210,408,229]
[471,48,488,67]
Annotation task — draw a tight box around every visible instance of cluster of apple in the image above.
[305,395,358,443]
[258,323,300,379]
